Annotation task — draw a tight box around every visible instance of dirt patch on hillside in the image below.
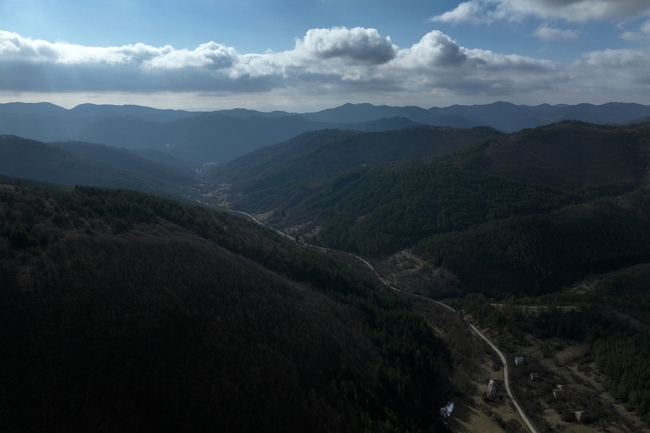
[371,250,464,298]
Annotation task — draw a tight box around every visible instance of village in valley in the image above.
[463,332,648,433]
[360,253,650,433]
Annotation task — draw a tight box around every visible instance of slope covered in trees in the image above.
[208,122,650,297]
[0,183,452,433]
[415,186,650,295]
[455,121,650,189]
[212,126,501,190]
[50,140,197,183]
[0,135,196,196]
[310,160,576,256]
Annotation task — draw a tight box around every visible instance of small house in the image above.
[486,379,500,400]
[530,373,540,381]
[574,411,586,422]
[514,356,525,366]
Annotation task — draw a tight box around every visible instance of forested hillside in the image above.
[311,160,576,256]
[50,140,197,182]
[455,121,649,189]
[0,183,452,433]
[212,126,501,189]
[0,135,197,196]
[209,121,650,302]
[416,186,650,295]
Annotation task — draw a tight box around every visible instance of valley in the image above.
[197,116,650,432]
[227,203,650,433]
[2,102,650,432]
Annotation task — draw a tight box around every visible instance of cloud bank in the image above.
[431,0,650,24]
[0,27,649,108]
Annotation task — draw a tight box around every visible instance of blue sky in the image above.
[0,0,649,111]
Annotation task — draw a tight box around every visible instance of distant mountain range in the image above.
[2,101,649,164]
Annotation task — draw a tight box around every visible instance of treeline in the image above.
[546,263,650,317]
[593,334,650,417]
[1,183,453,433]
[461,294,650,421]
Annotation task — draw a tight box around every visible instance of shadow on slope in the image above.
[0,184,453,433]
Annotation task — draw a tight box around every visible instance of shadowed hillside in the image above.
[50,141,197,183]
[211,126,502,213]
[0,135,198,197]
[0,184,452,433]
[416,186,650,295]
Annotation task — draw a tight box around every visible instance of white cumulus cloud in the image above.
[397,31,467,67]
[294,27,398,64]
[0,27,649,106]
[143,42,238,70]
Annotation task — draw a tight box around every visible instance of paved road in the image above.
[226,209,297,241]
[347,253,538,433]
[466,322,538,433]
[220,207,538,433]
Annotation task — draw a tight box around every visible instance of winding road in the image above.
[224,208,538,433]
[465,322,538,433]
[352,256,538,433]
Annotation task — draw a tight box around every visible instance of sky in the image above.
[0,0,649,112]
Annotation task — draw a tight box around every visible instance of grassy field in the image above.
[447,395,511,433]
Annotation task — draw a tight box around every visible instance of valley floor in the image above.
[203,205,650,433]
[307,244,650,433]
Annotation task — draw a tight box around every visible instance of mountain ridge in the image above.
[2,101,649,164]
